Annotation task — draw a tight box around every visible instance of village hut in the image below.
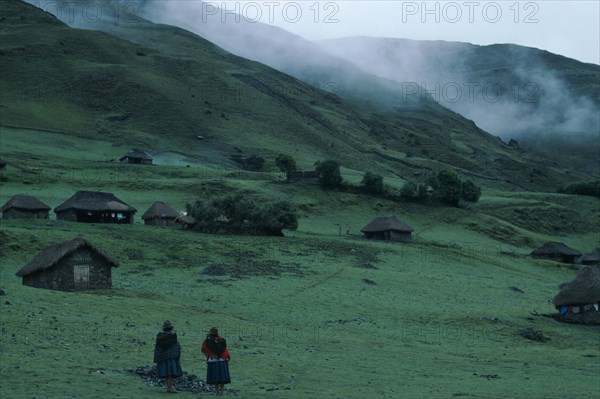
[361,216,413,242]
[175,214,197,230]
[142,202,179,227]
[54,191,136,224]
[15,236,118,291]
[119,150,153,165]
[580,251,600,265]
[552,266,600,325]
[1,194,51,220]
[530,241,581,263]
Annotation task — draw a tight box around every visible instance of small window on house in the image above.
[74,265,90,286]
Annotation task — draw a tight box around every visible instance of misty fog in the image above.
[25,0,600,147]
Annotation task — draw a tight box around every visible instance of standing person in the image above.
[154,320,183,393]
[201,327,231,396]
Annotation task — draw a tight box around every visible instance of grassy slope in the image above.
[1,126,599,399]
[0,0,592,192]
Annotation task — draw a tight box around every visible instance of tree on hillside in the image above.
[437,169,462,206]
[462,180,481,203]
[255,201,299,235]
[187,194,297,236]
[315,160,343,189]
[275,154,296,181]
[361,172,385,194]
[400,180,429,202]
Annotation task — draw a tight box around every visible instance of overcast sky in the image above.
[213,1,599,64]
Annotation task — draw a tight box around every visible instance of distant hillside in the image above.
[1,0,594,190]
[320,37,600,169]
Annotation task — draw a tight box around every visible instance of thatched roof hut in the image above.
[120,150,153,165]
[175,214,197,230]
[1,194,51,219]
[54,191,136,224]
[530,241,581,263]
[552,266,600,325]
[581,251,600,265]
[15,236,118,291]
[142,202,179,226]
[553,267,600,307]
[361,216,413,242]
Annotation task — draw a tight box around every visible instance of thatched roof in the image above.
[1,194,51,212]
[142,202,179,220]
[361,216,413,233]
[581,251,600,264]
[531,241,581,257]
[54,191,136,213]
[175,215,197,225]
[120,149,152,161]
[15,236,118,277]
[553,266,600,306]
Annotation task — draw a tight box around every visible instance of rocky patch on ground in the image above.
[516,327,549,342]
[128,365,213,394]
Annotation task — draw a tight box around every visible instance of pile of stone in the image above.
[128,365,213,393]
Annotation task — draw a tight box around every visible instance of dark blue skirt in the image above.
[156,359,182,378]
[206,360,231,384]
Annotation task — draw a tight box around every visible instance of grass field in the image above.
[1,126,599,399]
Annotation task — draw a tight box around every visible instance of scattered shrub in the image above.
[462,180,482,203]
[361,172,385,194]
[437,169,463,206]
[315,160,343,189]
[275,154,296,181]
[187,194,298,236]
[558,180,600,198]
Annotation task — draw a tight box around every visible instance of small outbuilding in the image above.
[552,266,600,325]
[1,194,51,220]
[142,202,179,227]
[361,216,413,242]
[120,150,153,165]
[54,191,137,224]
[175,214,197,230]
[580,251,600,265]
[15,236,118,291]
[530,241,581,263]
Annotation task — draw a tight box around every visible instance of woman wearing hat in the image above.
[154,320,183,393]
[201,327,231,396]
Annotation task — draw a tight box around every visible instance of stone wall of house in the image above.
[144,217,177,227]
[3,209,49,220]
[56,209,78,222]
[22,248,114,291]
[390,230,411,242]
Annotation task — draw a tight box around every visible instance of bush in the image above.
[315,160,343,189]
[187,194,298,236]
[255,201,299,235]
[275,154,296,181]
[400,180,429,202]
[558,180,600,198]
[462,180,481,203]
[361,172,385,194]
[437,169,462,206]
[245,155,265,171]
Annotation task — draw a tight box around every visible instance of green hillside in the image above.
[1,125,599,399]
[0,2,599,398]
[321,37,600,174]
[1,0,593,191]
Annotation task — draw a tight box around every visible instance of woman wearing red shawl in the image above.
[201,327,231,396]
